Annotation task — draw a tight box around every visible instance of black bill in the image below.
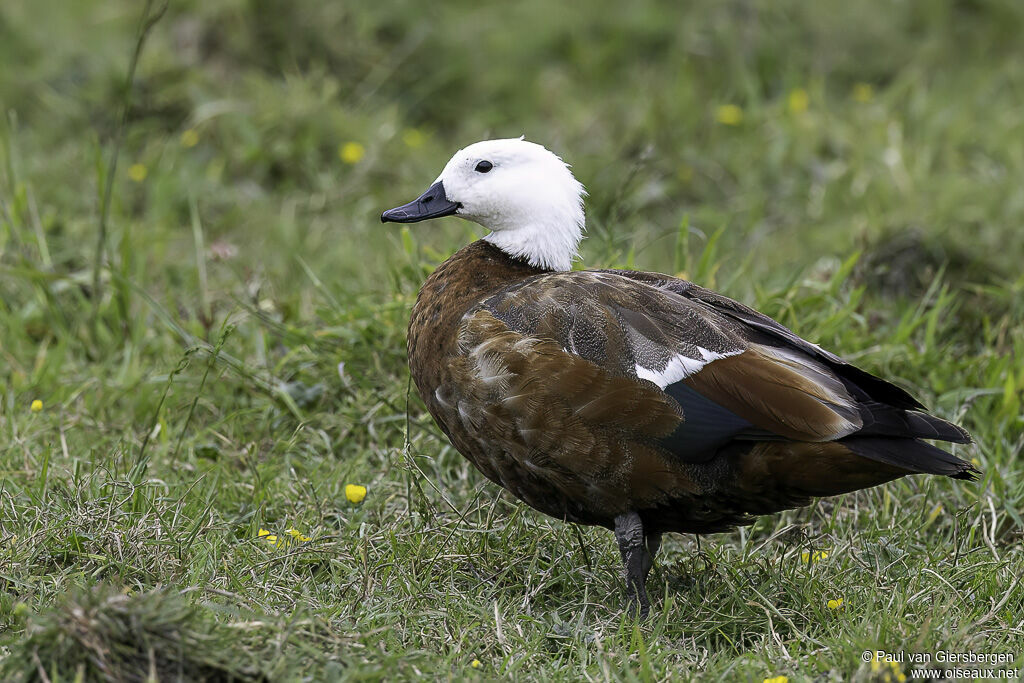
[380,181,460,223]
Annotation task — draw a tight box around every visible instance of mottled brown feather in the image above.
[407,240,974,534]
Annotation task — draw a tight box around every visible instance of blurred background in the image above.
[1,1,1022,678]
[3,0,1023,297]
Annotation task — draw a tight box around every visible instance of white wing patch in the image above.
[635,347,743,389]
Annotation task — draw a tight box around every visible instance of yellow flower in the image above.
[787,88,809,114]
[471,659,482,669]
[30,400,43,412]
[339,142,366,164]
[285,528,311,542]
[257,527,311,548]
[853,83,874,103]
[128,163,148,182]
[346,484,367,504]
[402,128,426,149]
[180,129,199,148]
[716,104,743,125]
[801,550,829,563]
[763,676,788,683]
[827,598,844,610]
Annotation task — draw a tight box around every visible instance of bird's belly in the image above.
[425,392,617,527]
[423,388,842,535]
[421,370,719,530]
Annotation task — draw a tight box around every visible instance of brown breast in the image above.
[408,240,542,482]
[408,240,543,397]
[409,241,622,525]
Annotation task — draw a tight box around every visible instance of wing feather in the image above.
[472,268,970,464]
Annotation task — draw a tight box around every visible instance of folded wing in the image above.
[474,270,974,478]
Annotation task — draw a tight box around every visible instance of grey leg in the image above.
[614,512,652,618]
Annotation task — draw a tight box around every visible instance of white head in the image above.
[381,138,586,271]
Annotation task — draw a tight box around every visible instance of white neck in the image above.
[483,221,582,272]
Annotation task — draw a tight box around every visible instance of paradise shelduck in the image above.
[381,138,976,617]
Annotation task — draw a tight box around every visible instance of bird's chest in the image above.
[406,242,536,452]
[406,245,606,521]
[408,275,516,479]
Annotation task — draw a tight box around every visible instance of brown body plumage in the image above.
[385,138,976,616]
[407,241,974,537]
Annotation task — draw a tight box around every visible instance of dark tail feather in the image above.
[836,364,926,411]
[843,437,979,481]
[856,403,972,444]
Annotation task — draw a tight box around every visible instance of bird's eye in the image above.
[474,160,493,173]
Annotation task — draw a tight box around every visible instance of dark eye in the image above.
[474,160,493,173]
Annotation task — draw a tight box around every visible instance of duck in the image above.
[381,138,976,617]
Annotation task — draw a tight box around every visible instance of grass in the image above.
[1,0,1023,680]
